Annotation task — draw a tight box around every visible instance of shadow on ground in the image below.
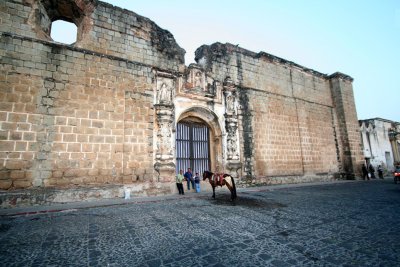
[202,193,287,209]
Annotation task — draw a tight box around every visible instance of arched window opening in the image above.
[50,20,77,45]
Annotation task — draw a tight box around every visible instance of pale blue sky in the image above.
[53,0,400,122]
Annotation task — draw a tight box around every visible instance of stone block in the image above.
[92,120,104,128]
[52,143,66,152]
[0,141,15,151]
[8,113,27,122]
[28,142,39,152]
[63,134,76,142]
[23,132,35,141]
[10,170,25,179]
[5,160,26,170]
[15,141,27,151]
[10,131,22,140]
[63,169,77,177]
[13,180,32,188]
[77,135,88,143]
[65,142,81,152]
[0,180,12,189]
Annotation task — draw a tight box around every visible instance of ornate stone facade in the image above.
[0,0,363,201]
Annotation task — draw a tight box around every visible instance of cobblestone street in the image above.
[1,179,399,266]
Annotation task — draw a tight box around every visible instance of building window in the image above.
[50,20,77,45]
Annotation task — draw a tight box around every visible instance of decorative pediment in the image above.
[178,64,222,102]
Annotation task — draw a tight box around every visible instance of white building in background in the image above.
[359,118,400,172]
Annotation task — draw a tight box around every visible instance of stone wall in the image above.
[0,32,156,189]
[195,43,363,181]
[0,0,363,198]
[0,0,185,71]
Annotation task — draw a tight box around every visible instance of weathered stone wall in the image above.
[195,43,332,107]
[196,43,363,181]
[0,0,185,71]
[0,33,155,189]
[251,92,303,176]
[330,74,364,178]
[0,0,363,197]
[0,0,188,192]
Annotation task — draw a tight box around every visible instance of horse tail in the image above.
[231,176,237,199]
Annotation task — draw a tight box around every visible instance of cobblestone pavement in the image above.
[1,179,400,267]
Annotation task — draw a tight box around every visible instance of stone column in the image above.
[153,74,176,182]
[223,77,242,177]
[329,72,364,179]
[154,104,175,182]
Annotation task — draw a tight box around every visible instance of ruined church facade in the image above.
[0,0,363,197]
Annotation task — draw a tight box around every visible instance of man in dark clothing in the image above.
[377,165,384,179]
[369,164,376,179]
[184,168,194,190]
[362,164,369,180]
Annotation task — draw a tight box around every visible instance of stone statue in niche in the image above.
[194,71,202,88]
[226,93,235,114]
[214,81,222,100]
[157,81,172,104]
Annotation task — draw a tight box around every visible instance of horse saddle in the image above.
[214,173,224,186]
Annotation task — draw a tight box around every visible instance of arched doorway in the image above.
[176,107,222,175]
[176,121,210,175]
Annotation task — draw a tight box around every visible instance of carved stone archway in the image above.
[176,107,223,173]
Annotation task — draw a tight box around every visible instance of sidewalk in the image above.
[0,179,361,217]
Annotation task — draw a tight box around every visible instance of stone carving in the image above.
[186,67,205,91]
[156,78,174,105]
[194,71,203,88]
[223,77,236,114]
[226,123,239,160]
[224,76,239,161]
[213,81,222,101]
[225,92,236,115]
[158,121,172,155]
[227,136,236,159]
[154,72,176,182]
[154,104,175,182]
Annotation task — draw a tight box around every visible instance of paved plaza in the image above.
[1,179,400,266]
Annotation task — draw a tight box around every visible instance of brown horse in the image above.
[203,171,237,201]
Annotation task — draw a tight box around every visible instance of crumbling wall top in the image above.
[96,1,185,64]
[1,0,185,70]
[195,42,352,81]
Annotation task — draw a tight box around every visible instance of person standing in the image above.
[377,165,384,179]
[194,172,201,193]
[369,164,376,179]
[176,169,184,195]
[184,167,194,190]
[362,164,369,180]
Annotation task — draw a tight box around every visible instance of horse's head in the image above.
[203,171,213,181]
